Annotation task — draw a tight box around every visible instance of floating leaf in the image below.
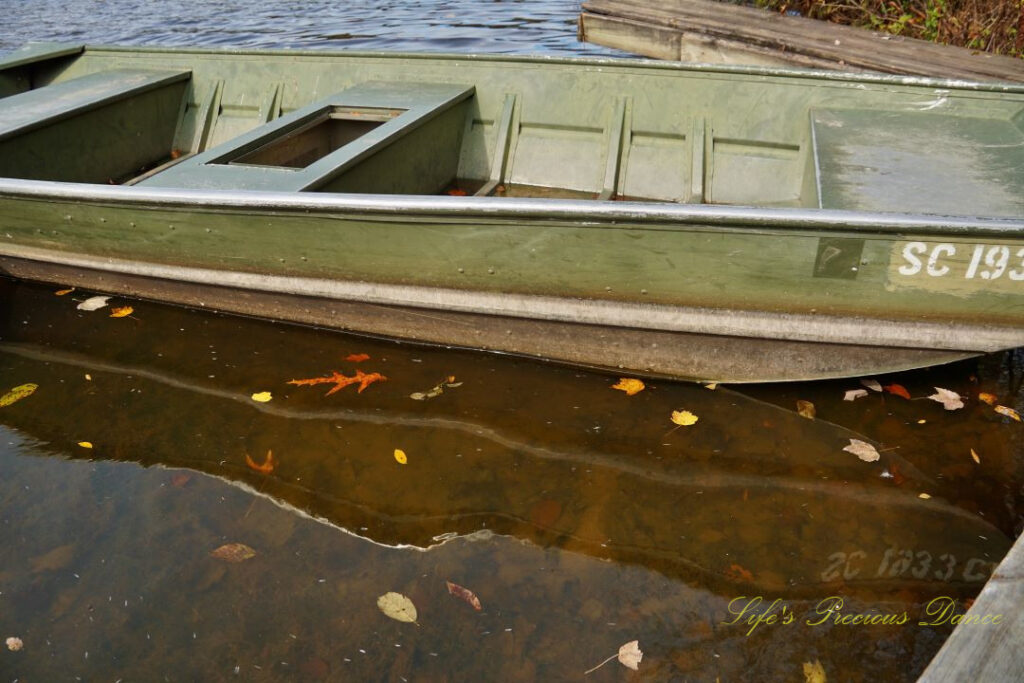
[77,441,93,449]
[245,450,274,474]
[446,188,467,196]
[612,378,645,396]
[394,448,408,465]
[928,387,964,411]
[978,392,997,406]
[77,295,110,311]
[84,374,92,381]
[970,448,980,464]
[860,378,882,392]
[446,580,482,610]
[346,353,370,363]
[843,438,879,462]
[409,375,461,401]
[884,383,911,399]
[109,306,133,318]
[54,287,74,296]
[210,543,256,563]
[919,493,932,500]
[5,637,23,652]
[288,369,387,396]
[377,592,417,623]
[585,640,643,675]
[796,400,816,419]
[724,563,755,583]
[704,382,718,390]
[843,389,868,401]
[803,659,826,683]
[171,473,192,488]
[994,405,1021,422]
[251,391,272,403]
[0,383,37,408]
[670,410,698,427]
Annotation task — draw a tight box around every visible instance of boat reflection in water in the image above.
[0,276,1013,680]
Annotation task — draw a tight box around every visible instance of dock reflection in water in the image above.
[0,276,1018,681]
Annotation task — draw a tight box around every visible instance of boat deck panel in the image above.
[143,80,474,193]
[812,108,1024,218]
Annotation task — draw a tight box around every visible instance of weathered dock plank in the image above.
[579,0,1024,82]
[918,533,1024,682]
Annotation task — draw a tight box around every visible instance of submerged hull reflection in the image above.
[0,277,1010,599]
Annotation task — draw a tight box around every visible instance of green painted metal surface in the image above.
[0,44,1020,380]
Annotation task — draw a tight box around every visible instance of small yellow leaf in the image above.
[109,306,133,318]
[394,448,408,465]
[796,400,816,419]
[54,287,75,296]
[77,441,93,449]
[377,591,417,623]
[670,410,698,426]
[919,493,931,499]
[978,392,997,406]
[994,405,1021,422]
[84,374,92,381]
[970,448,980,464]
[0,383,38,408]
[251,391,272,403]
[803,659,826,683]
[612,378,645,396]
[704,383,718,390]
[917,419,926,424]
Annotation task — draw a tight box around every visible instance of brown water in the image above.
[0,277,1020,681]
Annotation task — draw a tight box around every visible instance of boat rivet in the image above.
[301,256,308,261]
[641,289,648,294]
[605,286,612,291]
[457,267,464,273]
[487,267,495,274]
[130,222,136,227]
[279,258,286,263]
[64,215,72,221]
[99,217,106,223]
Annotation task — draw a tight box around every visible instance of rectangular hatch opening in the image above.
[225,105,406,169]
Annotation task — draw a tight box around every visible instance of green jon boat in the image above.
[0,42,1021,382]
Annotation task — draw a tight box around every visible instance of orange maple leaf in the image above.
[884,383,911,399]
[245,450,274,474]
[724,563,755,583]
[346,353,370,363]
[287,369,387,396]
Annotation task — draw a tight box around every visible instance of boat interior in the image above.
[1,43,1022,217]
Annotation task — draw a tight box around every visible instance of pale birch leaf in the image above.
[843,389,869,401]
[843,438,880,462]
[618,640,643,670]
[860,379,882,392]
[928,387,963,411]
[377,592,417,623]
[77,296,110,311]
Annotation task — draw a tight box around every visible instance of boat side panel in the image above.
[0,194,1020,331]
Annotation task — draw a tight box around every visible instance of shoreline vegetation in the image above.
[751,0,1023,58]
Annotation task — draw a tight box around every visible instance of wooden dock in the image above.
[578,0,1024,82]
[918,532,1024,682]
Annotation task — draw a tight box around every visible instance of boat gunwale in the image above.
[75,43,1024,94]
[1,177,1022,237]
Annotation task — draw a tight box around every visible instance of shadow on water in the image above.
[0,276,1020,681]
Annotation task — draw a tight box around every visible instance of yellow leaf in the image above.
[919,493,931,499]
[670,410,698,426]
[54,287,75,296]
[970,448,980,464]
[84,374,92,381]
[377,592,417,623]
[0,383,38,408]
[796,400,816,419]
[77,441,93,449]
[394,448,408,465]
[843,438,879,462]
[704,382,718,390]
[612,378,645,396]
[978,392,997,406]
[251,391,272,403]
[803,659,826,683]
[109,306,133,318]
[994,405,1021,422]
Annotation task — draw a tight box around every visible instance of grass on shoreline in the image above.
[753,0,1023,57]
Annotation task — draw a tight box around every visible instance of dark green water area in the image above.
[0,276,1020,681]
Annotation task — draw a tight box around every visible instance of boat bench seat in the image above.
[142,80,475,194]
[810,108,1024,218]
[0,68,191,183]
